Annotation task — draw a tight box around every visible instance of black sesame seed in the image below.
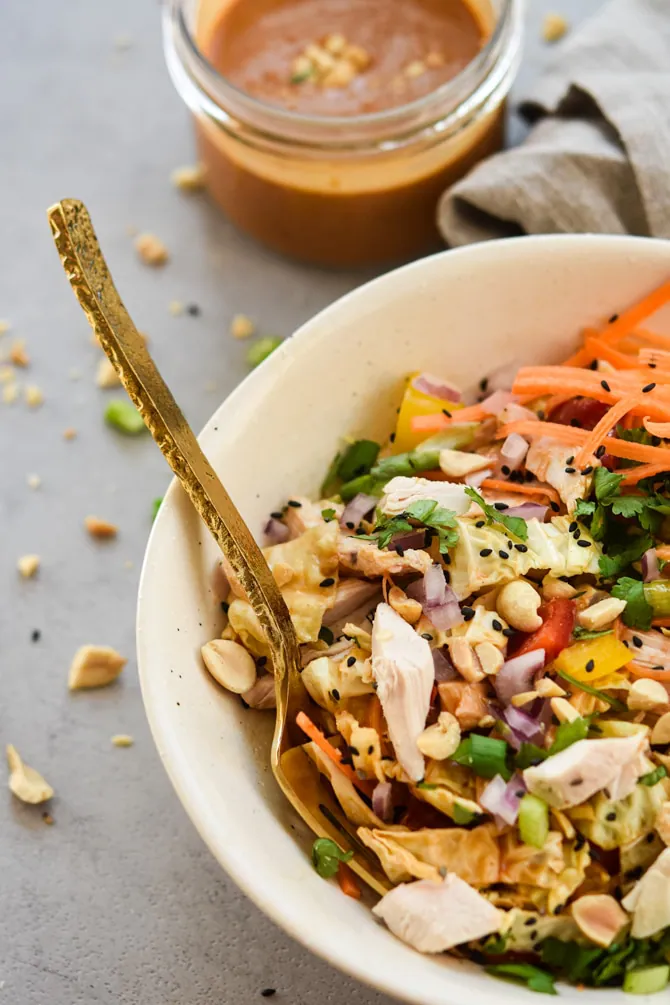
[475,520,485,528]
[652,436,662,447]
[421,633,433,641]
[647,832,656,844]
[389,432,396,443]
[632,636,643,648]
[577,539,591,548]
[480,377,489,392]
[601,380,611,392]
[320,577,335,588]
[550,501,560,512]
[31,629,41,642]
[643,383,656,393]
[595,445,606,458]
[585,659,595,673]
[258,656,267,667]
[581,466,593,475]
[649,362,658,369]
[574,834,586,850]
[462,607,475,622]
[609,313,619,324]
[507,541,513,549]
[221,601,229,613]
[565,466,576,474]
[443,569,451,584]
[494,502,509,511]
[606,811,617,822]
[480,548,493,557]
[569,521,577,532]
[537,410,546,420]
[261,991,276,999]
[524,917,537,927]
[501,465,511,476]
[588,359,598,371]
[514,543,528,553]
[270,511,283,519]
[367,745,374,755]
[573,530,581,540]
[569,777,583,786]
[502,628,515,638]
[492,619,503,632]
[525,470,535,482]
[626,866,644,881]
[499,550,509,560]
[566,456,575,464]
[570,418,582,427]
[530,930,538,942]
[355,527,365,535]
[287,500,302,508]
[654,664,665,670]
[443,554,451,566]
[396,546,405,557]
[442,409,452,418]
[347,656,356,667]
[348,745,358,756]
[331,689,341,701]
[186,303,201,316]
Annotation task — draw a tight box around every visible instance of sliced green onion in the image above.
[514,742,549,770]
[623,966,670,995]
[452,734,511,780]
[640,765,668,787]
[518,793,549,849]
[336,440,380,482]
[486,962,556,996]
[321,508,336,522]
[104,398,146,435]
[549,716,590,754]
[311,837,353,878]
[246,336,282,368]
[452,802,477,825]
[556,669,626,712]
[339,474,381,503]
[572,626,613,641]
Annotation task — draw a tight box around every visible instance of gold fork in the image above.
[47,198,388,896]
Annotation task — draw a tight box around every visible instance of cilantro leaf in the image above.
[612,576,653,630]
[464,487,528,541]
[405,499,438,522]
[514,742,549,770]
[590,504,608,541]
[599,534,654,579]
[486,963,557,996]
[574,499,596,519]
[611,496,647,518]
[541,938,603,984]
[311,837,353,878]
[361,499,459,554]
[594,467,624,504]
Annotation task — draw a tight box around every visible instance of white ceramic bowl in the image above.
[138,235,670,1005]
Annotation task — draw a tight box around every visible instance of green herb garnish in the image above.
[556,671,626,712]
[514,742,549,770]
[573,625,613,640]
[336,440,380,482]
[311,837,353,878]
[104,399,146,435]
[481,932,508,955]
[541,938,604,984]
[361,498,459,555]
[321,508,336,522]
[464,487,528,541]
[452,734,511,780]
[452,803,477,825]
[548,715,590,754]
[338,446,442,501]
[640,765,668,787]
[612,576,653,630]
[599,533,654,579]
[246,336,282,368]
[486,962,557,996]
[151,497,163,521]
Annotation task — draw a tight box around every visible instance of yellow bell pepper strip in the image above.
[553,635,632,683]
[393,373,463,453]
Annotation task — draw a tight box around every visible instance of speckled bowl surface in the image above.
[138,235,670,1004]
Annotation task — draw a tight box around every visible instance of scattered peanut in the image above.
[628,678,669,712]
[17,554,40,578]
[448,638,485,683]
[651,712,670,746]
[511,690,540,707]
[230,314,255,340]
[496,579,542,632]
[417,712,461,761]
[25,384,43,408]
[3,382,18,404]
[135,233,169,266]
[536,677,567,698]
[577,597,626,632]
[438,448,491,479]
[168,300,184,317]
[388,585,423,625]
[171,164,205,192]
[201,638,257,694]
[111,734,134,747]
[6,745,54,804]
[541,575,577,600]
[10,340,29,367]
[474,641,504,676]
[542,12,569,43]
[551,696,581,723]
[84,515,118,540]
[69,645,127,690]
[95,356,120,388]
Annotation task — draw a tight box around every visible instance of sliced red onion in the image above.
[241,675,276,709]
[372,781,394,823]
[500,433,529,472]
[480,772,526,827]
[465,467,493,488]
[501,703,549,750]
[642,548,659,583]
[503,502,548,521]
[407,565,464,631]
[494,649,546,705]
[433,647,459,682]
[412,372,462,404]
[389,530,427,553]
[485,361,520,395]
[264,517,290,545]
[340,493,377,530]
[480,390,518,417]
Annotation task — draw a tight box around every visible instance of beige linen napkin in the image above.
[438,0,670,246]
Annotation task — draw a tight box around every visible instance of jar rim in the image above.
[166,0,522,142]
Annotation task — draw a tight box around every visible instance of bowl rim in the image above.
[137,232,670,1004]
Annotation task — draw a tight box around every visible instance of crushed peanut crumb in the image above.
[84,515,118,539]
[17,555,40,578]
[10,340,29,367]
[0,365,14,383]
[0,320,10,335]
[42,811,55,825]
[425,51,445,68]
[6,745,54,804]
[168,300,184,317]
[135,233,169,266]
[3,383,19,404]
[25,384,43,408]
[171,164,205,192]
[542,12,569,42]
[291,35,370,87]
[95,356,120,388]
[111,734,134,748]
[230,314,255,340]
[27,474,41,490]
[63,427,77,440]
[404,60,426,79]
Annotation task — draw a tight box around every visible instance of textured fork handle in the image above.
[47,198,299,680]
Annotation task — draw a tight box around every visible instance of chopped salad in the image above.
[204,279,670,995]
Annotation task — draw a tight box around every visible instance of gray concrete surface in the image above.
[1,1,602,1001]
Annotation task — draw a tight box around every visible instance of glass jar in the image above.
[164,0,523,267]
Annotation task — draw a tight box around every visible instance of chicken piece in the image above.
[438,680,489,731]
[525,438,596,514]
[322,578,381,626]
[372,876,502,954]
[338,536,431,578]
[336,710,385,782]
[228,522,339,649]
[448,515,601,600]
[371,603,433,782]
[622,847,670,938]
[524,734,648,810]
[379,476,471,518]
[571,895,628,948]
[301,655,374,711]
[607,751,654,802]
[358,823,500,886]
[303,742,385,829]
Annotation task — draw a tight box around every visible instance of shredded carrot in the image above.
[656,547,670,561]
[619,463,670,486]
[295,710,371,794]
[652,619,670,628]
[561,346,594,368]
[639,348,670,371]
[498,420,670,467]
[575,395,638,467]
[410,403,487,434]
[643,416,670,439]
[627,662,670,681]
[337,861,362,899]
[583,337,641,371]
[368,694,385,738]
[596,279,670,345]
[480,478,561,505]
[631,328,670,352]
